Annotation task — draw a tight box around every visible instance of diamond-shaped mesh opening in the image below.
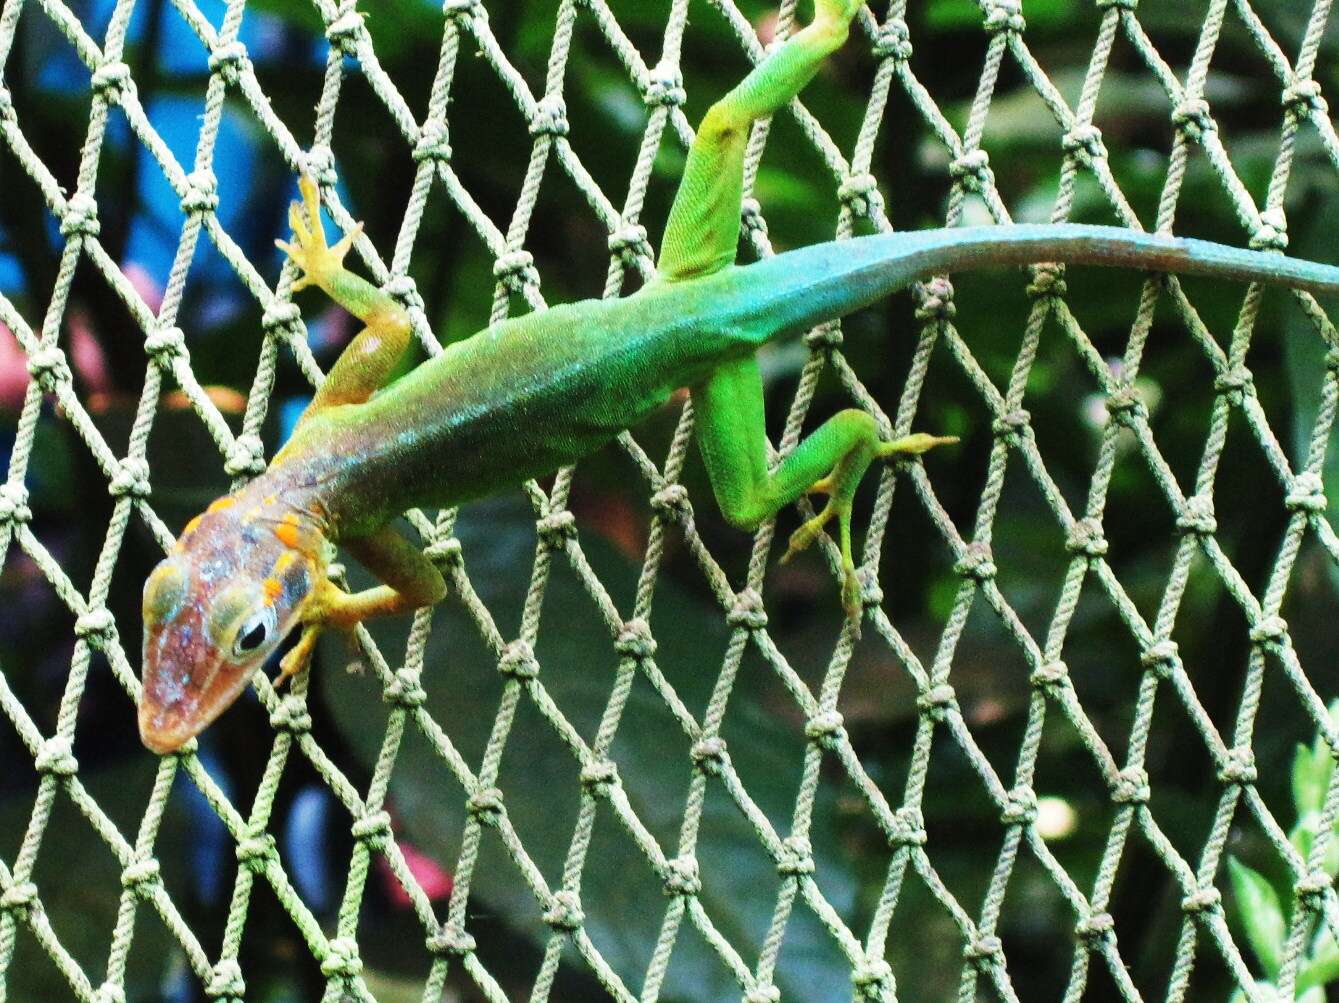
[3,0,1339,1000]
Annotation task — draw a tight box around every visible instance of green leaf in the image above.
[1293,739,1331,819]
[323,495,858,1002]
[1228,857,1286,978]
[1298,928,1339,993]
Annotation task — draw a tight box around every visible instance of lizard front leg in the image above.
[277,176,415,416]
[279,524,446,682]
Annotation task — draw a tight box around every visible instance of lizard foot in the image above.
[780,497,863,629]
[875,432,959,461]
[275,175,364,292]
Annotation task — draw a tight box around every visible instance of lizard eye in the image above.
[233,608,276,658]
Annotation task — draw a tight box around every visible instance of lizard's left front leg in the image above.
[279,525,446,681]
[695,357,953,625]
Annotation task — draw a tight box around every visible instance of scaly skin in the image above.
[138,0,1339,753]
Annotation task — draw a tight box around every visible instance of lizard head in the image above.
[138,491,324,753]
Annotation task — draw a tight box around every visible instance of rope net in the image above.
[1,0,1338,999]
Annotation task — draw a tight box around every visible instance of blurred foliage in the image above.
[2,0,1338,1000]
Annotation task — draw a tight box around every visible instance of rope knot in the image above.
[837,172,884,219]
[1171,98,1215,141]
[963,934,1003,966]
[913,276,956,321]
[320,936,362,979]
[916,683,958,721]
[643,61,685,108]
[1249,208,1289,251]
[426,925,476,955]
[206,959,245,1000]
[498,639,539,680]
[1061,124,1106,162]
[1140,640,1179,678]
[803,321,844,351]
[144,325,186,363]
[74,606,117,645]
[776,835,815,877]
[423,534,462,568]
[1180,885,1222,914]
[27,345,71,392]
[384,668,427,709]
[740,196,768,237]
[1103,383,1145,425]
[269,694,312,734]
[1212,364,1253,403]
[1095,0,1137,8]
[744,986,780,1003]
[857,567,884,609]
[1294,869,1331,903]
[1283,77,1327,118]
[413,120,452,164]
[726,588,768,630]
[0,483,30,524]
[94,982,126,1003]
[804,709,846,748]
[1287,472,1327,513]
[953,542,996,581]
[109,457,151,499]
[690,736,727,774]
[207,41,248,84]
[1030,659,1069,691]
[60,192,100,240]
[650,481,691,519]
[181,169,219,215]
[1026,262,1067,298]
[466,785,505,824]
[1217,746,1256,786]
[1065,517,1108,558]
[1000,785,1037,825]
[1249,615,1288,650]
[350,810,392,849]
[851,958,893,999]
[614,618,656,660]
[948,149,993,192]
[442,0,482,22]
[536,508,576,551]
[872,18,912,62]
[0,881,36,919]
[983,0,1025,33]
[535,892,583,935]
[1075,911,1115,944]
[889,806,927,847]
[120,858,161,900]
[607,222,650,265]
[91,60,133,104]
[324,8,366,54]
[35,735,77,776]
[1110,766,1149,805]
[234,828,277,870]
[493,249,539,293]
[579,757,619,795]
[660,855,701,897]
[382,275,423,314]
[303,144,337,186]
[529,94,569,137]
[261,301,302,337]
[224,434,266,476]
[991,408,1031,444]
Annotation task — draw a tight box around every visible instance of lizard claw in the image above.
[279,176,363,293]
[276,623,320,687]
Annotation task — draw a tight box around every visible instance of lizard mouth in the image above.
[138,612,253,754]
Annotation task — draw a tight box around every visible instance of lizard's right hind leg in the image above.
[656,0,861,281]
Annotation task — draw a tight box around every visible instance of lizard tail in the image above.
[732,223,1339,339]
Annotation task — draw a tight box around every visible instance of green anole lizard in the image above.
[139,0,1339,753]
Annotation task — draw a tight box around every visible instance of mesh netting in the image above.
[2,0,1339,1000]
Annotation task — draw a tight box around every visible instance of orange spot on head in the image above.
[273,550,298,575]
[261,577,283,604]
[183,515,203,537]
[275,512,303,549]
[207,495,237,514]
